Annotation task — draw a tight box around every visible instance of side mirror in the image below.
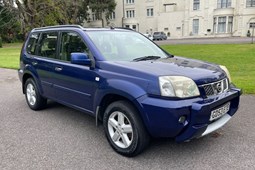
[71,53,92,66]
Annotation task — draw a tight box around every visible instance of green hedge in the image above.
[0,37,2,48]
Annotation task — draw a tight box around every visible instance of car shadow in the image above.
[38,101,226,161]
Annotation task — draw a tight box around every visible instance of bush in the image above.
[0,37,2,48]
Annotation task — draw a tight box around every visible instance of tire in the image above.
[103,100,150,157]
[24,78,47,110]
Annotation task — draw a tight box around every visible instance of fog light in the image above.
[178,116,186,123]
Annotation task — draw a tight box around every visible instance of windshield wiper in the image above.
[133,56,161,62]
[168,54,174,58]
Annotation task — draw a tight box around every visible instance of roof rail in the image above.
[114,27,134,31]
[33,25,84,30]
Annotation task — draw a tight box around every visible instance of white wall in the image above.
[84,0,255,38]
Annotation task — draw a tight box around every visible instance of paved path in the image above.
[0,68,255,170]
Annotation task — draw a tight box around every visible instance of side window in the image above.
[38,32,58,59]
[26,33,39,55]
[60,32,89,61]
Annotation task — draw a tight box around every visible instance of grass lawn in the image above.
[0,43,22,69]
[0,43,254,94]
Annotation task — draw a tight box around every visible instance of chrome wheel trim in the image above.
[108,111,133,149]
[26,83,36,106]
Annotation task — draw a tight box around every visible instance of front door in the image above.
[52,31,97,114]
[32,31,59,99]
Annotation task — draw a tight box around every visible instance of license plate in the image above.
[210,102,230,121]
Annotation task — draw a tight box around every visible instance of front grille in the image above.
[200,78,229,97]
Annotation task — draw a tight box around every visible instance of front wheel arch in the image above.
[96,93,150,133]
[103,100,150,156]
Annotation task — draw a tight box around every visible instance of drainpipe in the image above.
[122,0,125,27]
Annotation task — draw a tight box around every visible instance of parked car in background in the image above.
[143,33,153,40]
[18,25,241,157]
[153,31,167,41]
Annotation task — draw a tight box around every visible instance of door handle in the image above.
[55,67,63,71]
[32,61,38,66]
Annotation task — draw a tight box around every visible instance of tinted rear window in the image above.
[26,33,40,55]
[37,32,58,59]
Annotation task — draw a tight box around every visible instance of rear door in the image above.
[28,31,59,99]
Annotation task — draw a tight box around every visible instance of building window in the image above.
[213,17,217,33]
[126,10,135,18]
[193,19,199,35]
[126,0,134,4]
[247,0,255,7]
[218,17,226,33]
[214,16,233,33]
[228,16,233,33]
[217,0,231,8]
[147,8,154,17]
[109,12,116,20]
[193,0,200,10]
[92,14,99,21]
[250,22,255,28]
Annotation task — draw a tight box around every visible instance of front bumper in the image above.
[137,87,241,142]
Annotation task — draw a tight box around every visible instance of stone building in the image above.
[85,0,255,38]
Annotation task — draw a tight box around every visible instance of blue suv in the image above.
[18,25,241,156]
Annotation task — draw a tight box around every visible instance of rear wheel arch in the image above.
[22,73,33,94]
[22,72,43,96]
[24,78,47,110]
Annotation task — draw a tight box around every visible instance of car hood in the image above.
[99,56,226,85]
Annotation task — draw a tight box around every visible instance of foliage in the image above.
[13,0,63,34]
[0,4,21,42]
[0,0,116,41]
[0,36,2,48]
[88,0,116,27]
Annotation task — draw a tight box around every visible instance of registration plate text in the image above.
[210,102,230,121]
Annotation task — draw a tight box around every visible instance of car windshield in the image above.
[86,30,168,61]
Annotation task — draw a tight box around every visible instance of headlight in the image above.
[219,65,232,83]
[159,76,200,98]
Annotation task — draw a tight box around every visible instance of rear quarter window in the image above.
[26,33,40,55]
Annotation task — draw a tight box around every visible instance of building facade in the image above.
[85,0,255,38]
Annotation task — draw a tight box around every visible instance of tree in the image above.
[0,0,116,41]
[0,3,20,43]
[54,0,89,25]
[15,0,61,34]
[88,0,116,27]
